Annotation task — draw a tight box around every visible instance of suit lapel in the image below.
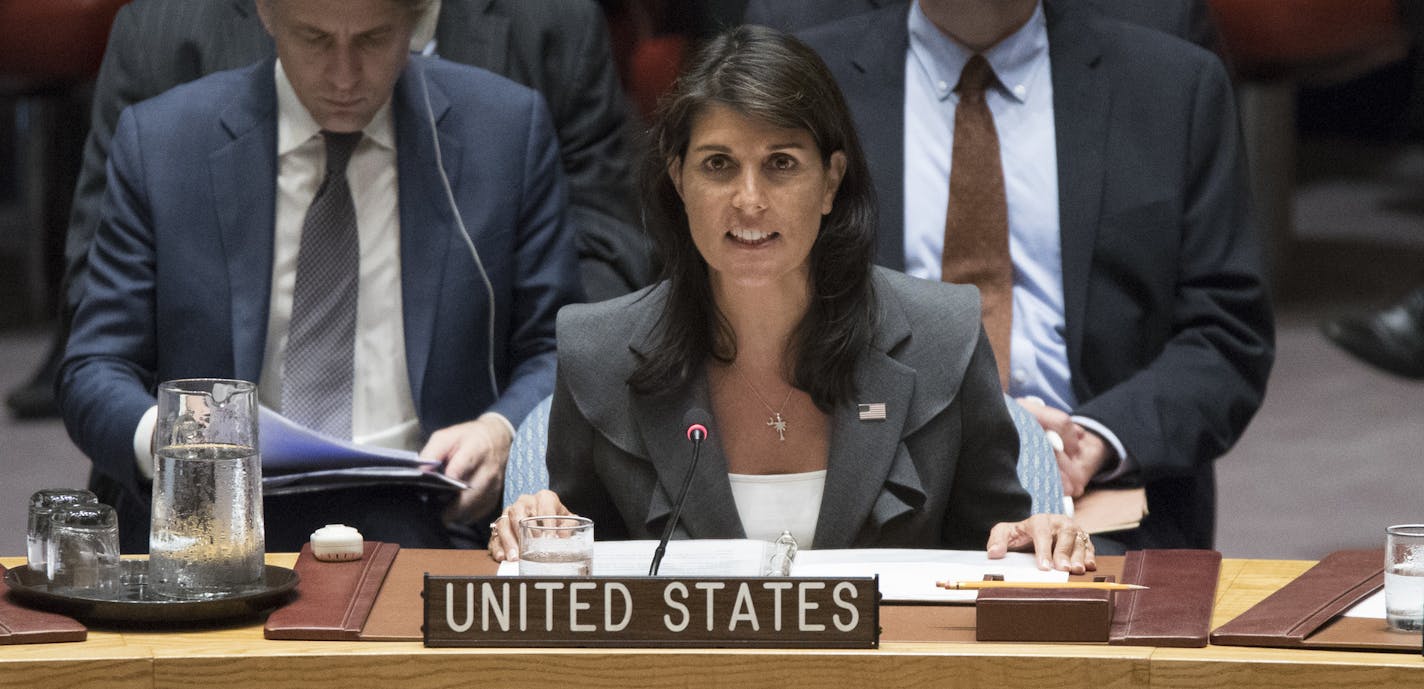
[623,304,742,540]
[211,61,279,383]
[813,285,917,548]
[1045,0,1109,388]
[435,0,509,73]
[394,60,460,412]
[629,373,744,540]
[845,7,912,270]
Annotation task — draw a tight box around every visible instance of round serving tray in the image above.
[3,560,298,624]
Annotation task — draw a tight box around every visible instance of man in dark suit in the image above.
[61,0,645,311]
[59,0,581,551]
[795,0,1274,549]
[5,0,645,423]
[744,0,1218,50]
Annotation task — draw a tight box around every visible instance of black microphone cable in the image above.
[416,56,500,400]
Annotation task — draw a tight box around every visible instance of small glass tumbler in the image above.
[1385,524,1424,632]
[27,488,98,577]
[518,516,594,576]
[46,504,121,597]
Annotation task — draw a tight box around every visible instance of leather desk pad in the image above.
[0,564,87,644]
[1211,549,1421,652]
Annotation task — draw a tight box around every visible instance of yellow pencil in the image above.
[937,580,1148,591]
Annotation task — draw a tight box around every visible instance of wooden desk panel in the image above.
[1155,559,1423,689]
[145,644,1148,689]
[1151,645,1423,689]
[1,555,1418,689]
[1210,559,1316,627]
[0,628,149,689]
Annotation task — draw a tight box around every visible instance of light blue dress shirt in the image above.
[903,1,1129,467]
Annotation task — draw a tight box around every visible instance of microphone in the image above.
[649,408,712,575]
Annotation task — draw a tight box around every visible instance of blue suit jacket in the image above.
[59,57,581,548]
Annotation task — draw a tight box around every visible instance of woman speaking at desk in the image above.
[493,25,1093,573]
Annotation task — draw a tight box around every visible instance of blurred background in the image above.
[1,0,1420,560]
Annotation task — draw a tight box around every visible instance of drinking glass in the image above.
[150,378,265,599]
[27,488,98,576]
[1385,524,1424,632]
[47,504,121,597]
[518,516,593,576]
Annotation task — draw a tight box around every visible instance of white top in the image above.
[727,470,827,549]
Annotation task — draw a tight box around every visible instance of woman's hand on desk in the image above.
[986,514,1096,574]
[488,490,573,562]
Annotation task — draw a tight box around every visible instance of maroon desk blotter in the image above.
[0,564,87,644]
[1210,548,1419,652]
[1109,549,1220,647]
[264,541,400,640]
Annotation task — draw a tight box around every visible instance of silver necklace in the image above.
[730,361,794,441]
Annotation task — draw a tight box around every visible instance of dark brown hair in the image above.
[630,25,878,410]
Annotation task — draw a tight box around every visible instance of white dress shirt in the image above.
[260,59,420,451]
[903,1,1129,468]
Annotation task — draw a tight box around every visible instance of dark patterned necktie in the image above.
[942,55,1013,388]
[282,131,362,437]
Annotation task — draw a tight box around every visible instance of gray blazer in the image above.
[547,267,1030,550]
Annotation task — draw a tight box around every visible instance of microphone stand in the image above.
[649,428,704,576]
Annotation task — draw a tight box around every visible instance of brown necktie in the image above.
[942,54,1012,388]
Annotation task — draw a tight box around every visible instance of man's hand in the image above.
[421,413,515,525]
[1015,397,1111,497]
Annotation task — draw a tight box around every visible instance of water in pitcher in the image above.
[149,443,265,599]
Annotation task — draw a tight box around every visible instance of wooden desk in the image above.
[1153,559,1423,689]
[2,556,1420,689]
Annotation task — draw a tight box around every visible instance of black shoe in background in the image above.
[5,332,62,419]
[1321,287,1424,380]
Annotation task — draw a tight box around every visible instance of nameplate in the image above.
[422,575,879,648]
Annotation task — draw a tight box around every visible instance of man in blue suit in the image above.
[59,0,581,551]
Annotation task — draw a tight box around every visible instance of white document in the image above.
[793,548,1068,603]
[1340,590,1387,620]
[497,540,1067,603]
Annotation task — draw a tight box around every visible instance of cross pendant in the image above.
[767,412,787,441]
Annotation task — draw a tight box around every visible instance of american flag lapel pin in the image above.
[858,402,886,421]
